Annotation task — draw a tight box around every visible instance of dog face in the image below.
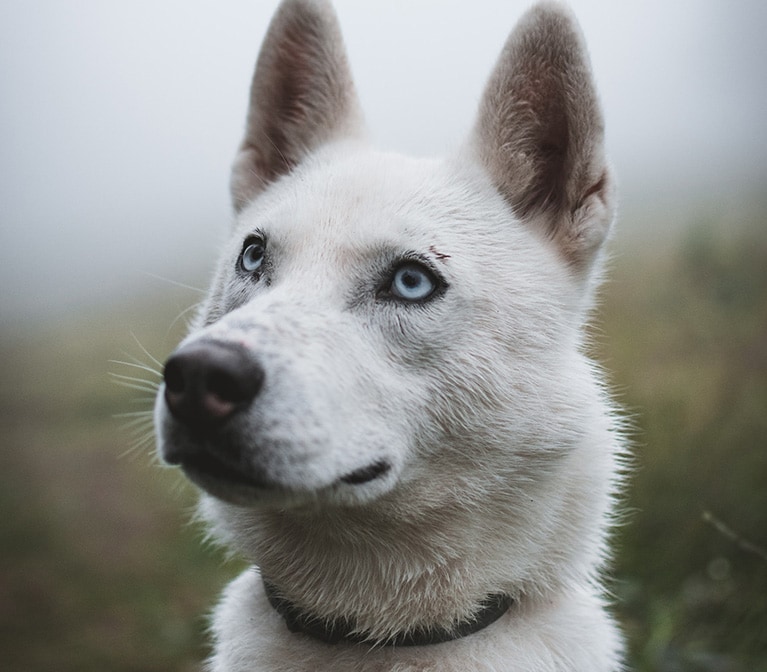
[154,0,615,516]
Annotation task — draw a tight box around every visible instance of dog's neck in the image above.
[220,489,570,646]
[262,578,513,647]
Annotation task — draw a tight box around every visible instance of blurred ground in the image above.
[0,295,243,672]
[1,206,765,671]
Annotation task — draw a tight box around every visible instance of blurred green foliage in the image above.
[0,210,765,670]
[0,299,242,672]
[601,213,767,671]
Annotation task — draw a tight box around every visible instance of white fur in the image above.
[154,1,626,670]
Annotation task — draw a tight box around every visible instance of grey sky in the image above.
[1,0,765,322]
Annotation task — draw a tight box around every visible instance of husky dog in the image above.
[154,1,625,669]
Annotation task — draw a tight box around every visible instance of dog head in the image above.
[154,0,615,516]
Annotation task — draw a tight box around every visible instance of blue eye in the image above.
[389,263,438,301]
[240,236,265,274]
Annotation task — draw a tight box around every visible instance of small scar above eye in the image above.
[429,245,452,262]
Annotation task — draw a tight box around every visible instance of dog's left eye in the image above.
[239,236,265,274]
[388,263,438,302]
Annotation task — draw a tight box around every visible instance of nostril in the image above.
[163,357,186,395]
[208,369,250,405]
[162,340,264,431]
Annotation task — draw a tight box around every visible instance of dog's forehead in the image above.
[237,145,468,252]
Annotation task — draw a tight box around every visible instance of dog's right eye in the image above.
[390,264,436,301]
[381,261,444,303]
[239,236,265,274]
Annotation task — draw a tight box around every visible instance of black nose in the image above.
[163,340,264,432]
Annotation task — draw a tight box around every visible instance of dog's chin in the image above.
[175,449,397,509]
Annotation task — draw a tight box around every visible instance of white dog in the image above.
[154,1,626,669]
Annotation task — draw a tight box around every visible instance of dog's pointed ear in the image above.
[230,0,363,212]
[472,2,614,272]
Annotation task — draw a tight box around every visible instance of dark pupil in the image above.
[402,270,420,287]
[246,243,263,261]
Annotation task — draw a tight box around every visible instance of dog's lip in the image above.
[174,448,271,491]
[340,460,391,485]
[181,453,393,493]
[165,438,395,504]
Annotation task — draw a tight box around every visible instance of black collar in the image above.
[263,579,513,647]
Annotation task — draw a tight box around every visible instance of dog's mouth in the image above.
[177,449,266,489]
[339,460,391,485]
[170,442,393,506]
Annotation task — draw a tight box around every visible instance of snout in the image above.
[158,335,402,506]
[159,339,273,498]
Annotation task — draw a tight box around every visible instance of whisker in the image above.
[118,415,155,431]
[119,430,157,461]
[167,301,201,339]
[114,410,155,419]
[110,379,160,394]
[128,396,157,405]
[109,359,162,378]
[130,332,164,369]
[112,333,169,462]
[109,372,160,386]
[142,271,205,294]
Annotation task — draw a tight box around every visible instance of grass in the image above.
[0,208,765,670]
[601,211,767,671]
[0,295,242,672]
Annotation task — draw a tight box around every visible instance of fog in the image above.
[1,0,765,322]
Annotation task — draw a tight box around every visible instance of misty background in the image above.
[1,0,765,323]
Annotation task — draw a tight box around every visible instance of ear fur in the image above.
[230,0,363,212]
[473,2,614,271]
